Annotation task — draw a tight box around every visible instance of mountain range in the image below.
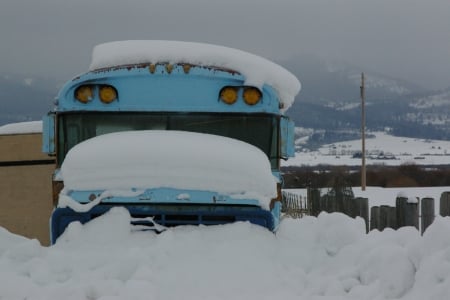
[1,55,449,146]
[281,55,450,147]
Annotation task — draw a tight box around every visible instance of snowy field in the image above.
[285,131,450,166]
[1,186,450,299]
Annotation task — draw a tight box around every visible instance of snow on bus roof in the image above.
[0,121,42,135]
[89,40,301,112]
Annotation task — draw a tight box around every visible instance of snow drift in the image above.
[1,211,450,299]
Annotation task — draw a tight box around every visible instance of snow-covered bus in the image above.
[43,41,301,244]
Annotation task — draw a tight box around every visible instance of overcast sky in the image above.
[1,0,449,90]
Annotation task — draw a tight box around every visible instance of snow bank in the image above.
[2,211,450,299]
[89,40,301,112]
[61,130,277,207]
[0,121,42,135]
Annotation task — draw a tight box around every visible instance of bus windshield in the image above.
[58,112,279,168]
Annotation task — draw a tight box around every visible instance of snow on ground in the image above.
[285,131,450,167]
[89,40,301,113]
[1,204,450,299]
[0,121,42,135]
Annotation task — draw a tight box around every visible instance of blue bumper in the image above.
[50,204,275,244]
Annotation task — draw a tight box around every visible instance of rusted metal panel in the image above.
[90,63,241,76]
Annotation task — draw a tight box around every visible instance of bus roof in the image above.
[89,40,301,112]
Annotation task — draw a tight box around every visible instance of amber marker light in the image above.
[74,85,94,103]
[99,85,117,103]
[182,64,192,74]
[219,86,238,105]
[149,64,156,74]
[165,64,173,74]
[243,87,262,105]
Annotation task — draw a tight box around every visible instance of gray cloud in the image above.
[1,0,449,89]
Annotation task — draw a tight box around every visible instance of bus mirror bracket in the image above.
[280,116,295,159]
[42,112,56,155]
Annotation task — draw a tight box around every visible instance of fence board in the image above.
[421,197,435,235]
[440,192,450,217]
[396,197,419,230]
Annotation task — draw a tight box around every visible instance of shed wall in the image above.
[0,133,54,245]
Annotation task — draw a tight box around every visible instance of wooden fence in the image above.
[309,188,369,232]
[282,189,450,235]
[371,191,450,234]
[281,191,308,218]
[282,188,369,232]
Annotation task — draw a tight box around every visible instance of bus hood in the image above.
[60,130,277,209]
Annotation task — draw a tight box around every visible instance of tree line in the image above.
[282,164,450,188]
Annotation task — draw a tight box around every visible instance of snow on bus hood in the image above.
[88,40,301,113]
[61,130,277,208]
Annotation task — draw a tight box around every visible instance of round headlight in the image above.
[74,85,94,103]
[219,87,238,105]
[243,87,262,105]
[99,85,117,103]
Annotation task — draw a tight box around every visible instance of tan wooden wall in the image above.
[0,133,54,245]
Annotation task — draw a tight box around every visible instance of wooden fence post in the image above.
[358,197,369,233]
[310,189,321,217]
[387,206,397,230]
[344,197,357,217]
[421,197,435,235]
[396,196,419,230]
[335,189,344,214]
[370,206,379,231]
[307,188,313,216]
[331,196,336,213]
[342,197,369,232]
[440,192,450,217]
[320,195,327,213]
[323,196,336,213]
[379,205,389,231]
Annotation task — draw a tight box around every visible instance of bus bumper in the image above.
[50,204,276,244]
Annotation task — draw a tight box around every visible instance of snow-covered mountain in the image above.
[282,55,450,142]
[406,89,450,129]
[281,55,427,105]
[410,89,450,109]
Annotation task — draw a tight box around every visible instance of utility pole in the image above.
[360,73,366,191]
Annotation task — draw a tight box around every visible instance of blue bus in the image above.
[43,41,300,244]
